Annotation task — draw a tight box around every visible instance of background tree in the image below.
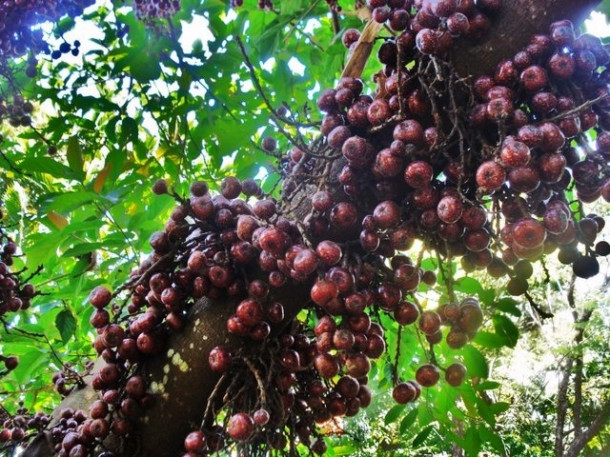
[0,1,609,456]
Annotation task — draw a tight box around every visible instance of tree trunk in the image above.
[25,1,602,456]
[451,0,601,78]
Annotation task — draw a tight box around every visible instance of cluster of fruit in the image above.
[133,0,181,21]
[29,165,471,456]
[30,406,114,457]
[172,170,480,455]
[0,0,94,58]
[311,14,610,303]
[0,95,35,128]
[364,0,499,42]
[10,1,608,455]
[0,406,51,451]
[0,223,37,376]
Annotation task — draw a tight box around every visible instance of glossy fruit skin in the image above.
[392,382,417,404]
[476,161,506,193]
[415,364,440,387]
[227,413,254,441]
[445,362,467,386]
[25,8,610,454]
[184,431,206,453]
[208,346,232,373]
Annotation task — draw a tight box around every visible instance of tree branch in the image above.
[563,399,610,457]
[341,20,383,79]
[555,356,574,457]
[571,308,593,440]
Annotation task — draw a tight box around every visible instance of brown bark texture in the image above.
[451,0,601,78]
[25,1,603,456]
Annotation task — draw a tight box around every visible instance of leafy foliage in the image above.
[0,1,609,456]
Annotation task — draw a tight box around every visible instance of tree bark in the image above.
[25,1,604,456]
[554,357,574,457]
[563,399,610,457]
[451,0,601,78]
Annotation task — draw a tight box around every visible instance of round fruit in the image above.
[208,346,232,373]
[227,413,254,441]
[392,382,416,404]
[415,364,440,387]
[445,363,467,387]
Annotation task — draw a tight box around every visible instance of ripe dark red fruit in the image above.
[476,161,506,193]
[208,346,232,373]
[501,140,530,167]
[446,330,469,349]
[310,279,338,306]
[437,195,463,224]
[345,353,371,378]
[445,363,467,387]
[4,356,18,370]
[314,353,339,378]
[312,438,328,455]
[507,276,529,296]
[512,218,546,249]
[415,364,440,387]
[89,286,112,308]
[184,430,206,453]
[227,413,254,441]
[419,310,442,335]
[152,179,168,195]
[316,240,342,266]
[330,202,358,228]
[404,160,433,188]
[394,301,419,325]
[342,28,360,47]
[392,382,416,404]
[572,255,599,279]
[373,200,401,229]
[252,409,270,426]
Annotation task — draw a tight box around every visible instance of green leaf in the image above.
[475,381,501,391]
[384,403,406,424]
[473,331,506,349]
[62,242,107,258]
[479,288,495,306]
[492,314,520,348]
[56,16,75,34]
[399,408,418,434]
[11,349,49,385]
[490,401,511,414]
[463,426,482,456]
[476,397,496,426]
[67,137,86,181]
[55,309,77,343]
[494,297,522,316]
[43,191,102,214]
[126,49,162,82]
[121,117,139,145]
[462,345,489,378]
[454,277,483,295]
[332,444,358,456]
[280,0,304,15]
[258,22,282,60]
[412,425,434,447]
[19,157,80,180]
[478,425,506,455]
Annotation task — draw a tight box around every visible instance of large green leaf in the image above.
[462,345,489,378]
[67,137,86,181]
[19,157,80,181]
[412,425,434,447]
[56,309,77,343]
[384,403,406,425]
[492,314,520,348]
